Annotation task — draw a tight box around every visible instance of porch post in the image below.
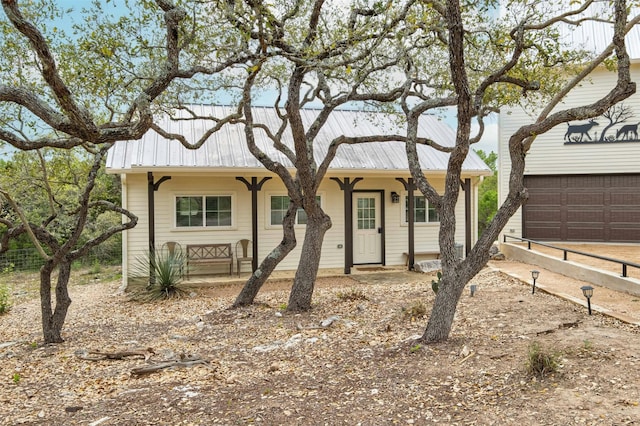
[331,177,363,274]
[396,178,416,270]
[463,178,471,257]
[236,176,272,272]
[147,172,171,285]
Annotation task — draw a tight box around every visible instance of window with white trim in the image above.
[175,195,232,228]
[405,195,439,223]
[270,195,321,226]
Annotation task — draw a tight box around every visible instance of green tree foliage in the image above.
[0,0,200,343]
[0,149,122,258]
[476,150,498,237]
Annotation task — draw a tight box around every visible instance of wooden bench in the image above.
[403,250,440,266]
[186,244,233,277]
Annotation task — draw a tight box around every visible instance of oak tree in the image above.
[0,0,245,342]
[153,0,420,310]
[398,0,637,342]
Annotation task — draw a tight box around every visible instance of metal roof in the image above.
[561,18,640,60]
[106,105,491,175]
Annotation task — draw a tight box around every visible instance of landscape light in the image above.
[581,285,594,315]
[531,270,540,294]
[470,284,477,297]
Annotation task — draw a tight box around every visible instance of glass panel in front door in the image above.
[357,197,376,230]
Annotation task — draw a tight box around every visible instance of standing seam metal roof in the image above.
[106,106,491,174]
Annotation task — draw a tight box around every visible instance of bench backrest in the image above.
[187,244,232,259]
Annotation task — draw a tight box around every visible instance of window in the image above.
[176,195,232,228]
[405,195,439,223]
[357,197,376,229]
[270,195,321,226]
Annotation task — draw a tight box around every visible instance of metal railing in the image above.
[503,235,640,278]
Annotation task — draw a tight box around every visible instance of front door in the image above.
[353,192,382,264]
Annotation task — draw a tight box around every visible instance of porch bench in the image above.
[186,244,233,277]
[403,250,440,266]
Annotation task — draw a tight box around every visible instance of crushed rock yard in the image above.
[1,267,640,425]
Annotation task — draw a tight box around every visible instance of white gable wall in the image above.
[498,63,640,240]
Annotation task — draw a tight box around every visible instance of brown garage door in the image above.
[523,174,640,242]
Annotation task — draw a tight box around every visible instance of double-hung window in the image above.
[405,195,439,223]
[176,195,233,228]
[270,194,321,226]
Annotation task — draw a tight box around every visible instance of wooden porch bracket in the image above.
[330,177,363,274]
[236,176,272,272]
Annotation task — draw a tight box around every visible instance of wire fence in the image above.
[0,245,122,272]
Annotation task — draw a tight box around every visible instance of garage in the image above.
[523,174,640,242]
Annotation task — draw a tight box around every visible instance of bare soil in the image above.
[1,266,640,425]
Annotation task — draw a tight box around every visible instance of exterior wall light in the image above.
[391,192,400,203]
[581,285,594,315]
[531,270,540,294]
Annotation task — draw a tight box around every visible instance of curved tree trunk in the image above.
[40,260,72,344]
[420,272,465,343]
[287,210,332,311]
[233,203,298,307]
[420,141,530,343]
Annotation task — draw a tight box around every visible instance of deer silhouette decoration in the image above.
[616,122,639,140]
[564,119,599,142]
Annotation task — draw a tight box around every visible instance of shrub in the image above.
[0,283,10,314]
[129,249,187,302]
[401,301,427,321]
[526,341,562,378]
[336,288,369,302]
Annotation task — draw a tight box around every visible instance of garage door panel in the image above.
[610,193,640,205]
[567,193,604,205]
[610,210,640,222]
[525,209,561,222]
[523,174,640,243]
[566,209,604,222]
[567,175,604,188]
[610,175,640,186]
[528,192,562,204]
[526,176,563,188]
[526,226,562,240]
[610,228,640,242]
[567,226,605,241]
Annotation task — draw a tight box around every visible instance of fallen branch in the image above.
[535,320,582,336]
[77,348,155,361]
[458,351,475,364]
[131,355,211,376]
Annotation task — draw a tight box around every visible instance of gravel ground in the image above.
[1,266,640,425]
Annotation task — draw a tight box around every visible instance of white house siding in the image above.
[498,63,640,241]
[121,171,472,282]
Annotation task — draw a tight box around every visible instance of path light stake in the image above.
[531,270,540,294]
[470,284,477,297]
[581,285,594,315]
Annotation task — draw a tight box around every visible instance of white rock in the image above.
[320,315,340,327]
